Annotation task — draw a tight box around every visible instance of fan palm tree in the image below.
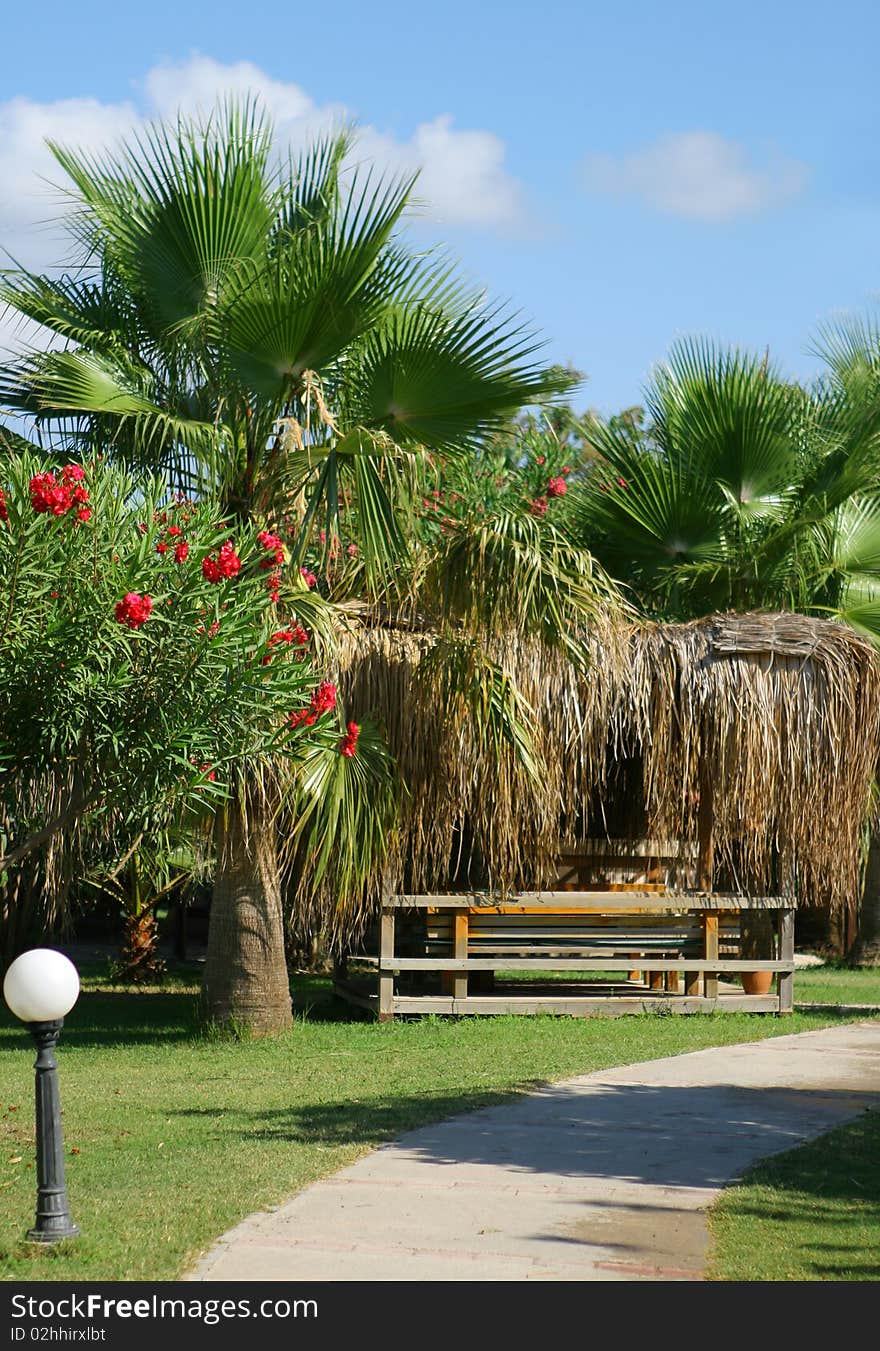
[0,101,571,570]
[577,336,880,638]
[0,99,580,1029]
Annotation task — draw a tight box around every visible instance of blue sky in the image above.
[2,0,879,413]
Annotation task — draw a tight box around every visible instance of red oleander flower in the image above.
[156,541,168,555]
[312,680,337,714]
[202,542,241,582]
[257,530,285,569]
[546,476,567,498]
[536,455,546,465]
[289,678,337,727]
[166,524,181,537]
[76,507,92,522]
[114,592,153,629]
[217,540,241,578]
[0,489,8,523]
[265,566,281,602]
[346,542,358,557]
[30,472,74,516]
[562,465,571,475]
[72,486,89,504]
[268,625,309,649]
[339,721,360,758]
[174,540,189,564]
[529,497,548,518]
[300,567,317,589]
[61,464,85,483]
[617,476,628,489]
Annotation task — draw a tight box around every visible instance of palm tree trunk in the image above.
[851,831,880,966]
[200,791,293,1034]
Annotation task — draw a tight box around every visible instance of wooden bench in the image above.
[333,892,795,1021]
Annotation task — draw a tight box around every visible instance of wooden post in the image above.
[778,908,795,1014]
[666,970,681,994]
[628,953,642,983]
[703,913,719,1001]
[378,908,395,1023]
[453,911,469,1003]
[648,971,664,992]
[441,908,470,999]
[692,754,715,998]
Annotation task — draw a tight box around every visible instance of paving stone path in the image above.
[188,1021,880,1282]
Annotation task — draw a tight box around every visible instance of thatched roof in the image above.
[338,611,880,916]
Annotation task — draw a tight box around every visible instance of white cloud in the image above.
[0,55,523,277]
[0,57,526,359]
[582,131,808,222]
[0,94,139,270]
[143,56,316,125]
[360,116,524,230]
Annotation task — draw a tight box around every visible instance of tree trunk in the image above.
[200,792,293,1034]
[851,831,880,967]
[117,906,166,984]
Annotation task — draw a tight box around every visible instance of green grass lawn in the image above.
[708,1108,880,1280]
[793,964,880,1006]
[0,963,877,1282]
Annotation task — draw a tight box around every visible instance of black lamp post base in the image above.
[25,1020,79,1245]
[26,1220,80,1244]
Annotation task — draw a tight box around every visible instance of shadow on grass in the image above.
[0,977,361,1049]
[0,990,201,1047]
[172,1082,879,1191]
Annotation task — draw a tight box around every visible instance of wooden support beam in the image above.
[685,965,702,995]
[441,911,470,997]
[648,971,664,991]
[387,893,789,910]
[628,952,642,983]
[453,911,469,1001]
[703,913,719,1000]
[378,909,395,1023]
[387,994,780,1017]
[666,970,681,994]
[373,956,792,972]
[778,908,795,1014]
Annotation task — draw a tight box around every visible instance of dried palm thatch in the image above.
[337,610,880,920]
[629,613,880,914]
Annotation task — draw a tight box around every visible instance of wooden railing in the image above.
[333,892,796,1021]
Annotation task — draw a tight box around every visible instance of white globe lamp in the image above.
[3,949,80,1023]
[3,949,80,1243]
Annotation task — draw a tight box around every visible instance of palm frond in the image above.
[342,299,577,453]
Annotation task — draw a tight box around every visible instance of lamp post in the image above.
[3,949,81,1243]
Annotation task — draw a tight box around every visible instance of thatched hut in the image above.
[336,610,880,926]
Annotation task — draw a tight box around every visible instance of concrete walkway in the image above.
[188,1021,880,1282]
